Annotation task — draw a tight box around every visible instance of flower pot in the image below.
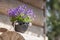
[13,21,29,33]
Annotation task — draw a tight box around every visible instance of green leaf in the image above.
[10,17,16,22]
[23,16,31,22]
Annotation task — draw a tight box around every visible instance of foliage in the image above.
[46,0,60,40]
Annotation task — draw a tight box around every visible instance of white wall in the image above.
[25,25,44,37]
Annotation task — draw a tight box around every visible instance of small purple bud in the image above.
[8,8,18,17]
[22,5,27,9]
[18,6,25,13]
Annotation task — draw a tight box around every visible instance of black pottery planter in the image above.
[13,21,29,33]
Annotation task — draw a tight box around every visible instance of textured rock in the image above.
[0,31,25,40]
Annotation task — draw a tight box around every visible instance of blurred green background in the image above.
[46,0,60,40]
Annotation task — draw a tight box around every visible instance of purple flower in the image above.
[18,6,23,13]
[22,5,27,9]
[26,9,34,17]
[8,5,35,18]
[8,7,19,17]
[18,5,27,14]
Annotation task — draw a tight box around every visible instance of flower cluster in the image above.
[8,5,35,22]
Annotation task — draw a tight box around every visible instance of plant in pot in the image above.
[8,5,35,33]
